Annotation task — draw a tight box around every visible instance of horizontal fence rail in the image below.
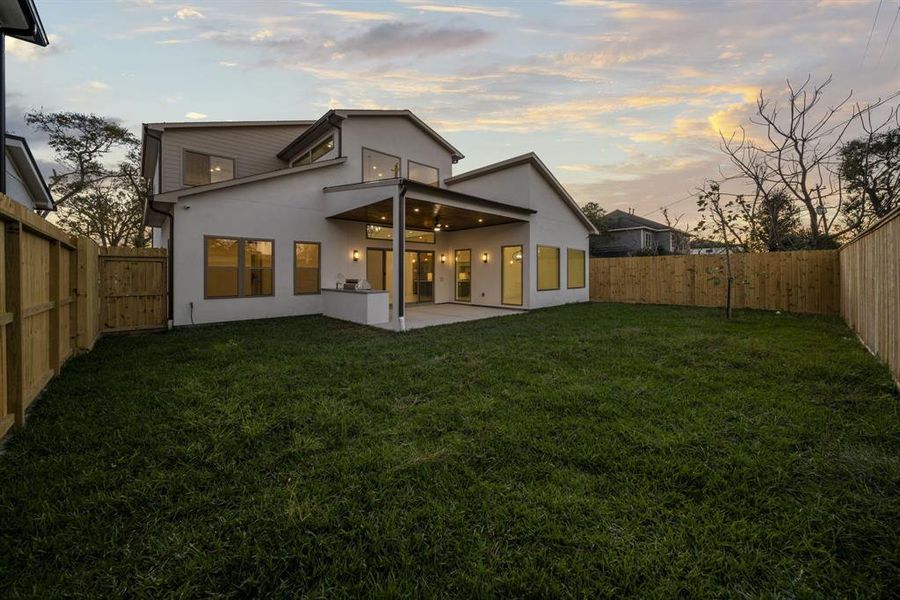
[839,208,900,387]
[590,250,840,315]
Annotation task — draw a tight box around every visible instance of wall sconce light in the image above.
[352,249,360,261]
[440,254,446,264]
[482,252,489,263]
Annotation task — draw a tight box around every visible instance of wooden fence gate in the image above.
[99,247,168,333]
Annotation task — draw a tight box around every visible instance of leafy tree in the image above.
[695,181,737,318]
[581,201,608,257]
[756,189,803,251]
[25,110,149,247]
[839,118,899,233]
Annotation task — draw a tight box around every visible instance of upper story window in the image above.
[363,147,400,182]
[295,135,334,166]
[408,161,439,186]
[184,150,234,187]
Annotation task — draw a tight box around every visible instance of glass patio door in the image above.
[455,249,471,302]
[408,251,434,304]
[502,245,523,306]
[368,249,432,304]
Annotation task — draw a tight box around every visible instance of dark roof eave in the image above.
[323,178,536,216]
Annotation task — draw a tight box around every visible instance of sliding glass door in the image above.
[502,245,523,306]
[408,251,434,303]
[455,249,471,302]
[367,249,433,304]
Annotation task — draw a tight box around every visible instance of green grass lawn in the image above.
[0,303,898,597]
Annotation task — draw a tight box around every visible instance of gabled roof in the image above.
[444,152,598,234]
[5,134,54,210]
[277,109,465,163]
[603,209,690,237]
[603,209,670,231]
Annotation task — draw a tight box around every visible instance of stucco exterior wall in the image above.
[340,116,456,186]
[159,119,591,326]
[445,163,533,210]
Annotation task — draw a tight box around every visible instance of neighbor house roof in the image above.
[277,109,465,163]
[444,152,598,234]
[5,134,54,211]
[603,209,690,236]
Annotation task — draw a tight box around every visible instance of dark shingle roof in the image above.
[603,209,670,230]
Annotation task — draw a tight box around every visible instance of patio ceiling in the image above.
[324,178,534,231]
[328,197,525,231]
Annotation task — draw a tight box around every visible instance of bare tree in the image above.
[720,76,900,246]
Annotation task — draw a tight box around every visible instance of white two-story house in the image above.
[142,109,596,330]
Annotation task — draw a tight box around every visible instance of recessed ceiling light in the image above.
[380,216,386,220]
[413,208,419,212]
[478,218,483,223]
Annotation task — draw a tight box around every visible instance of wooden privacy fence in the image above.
[1,194,167,436]
[99,247,167,333]
[590,250,840,315]
[840,207,899,387]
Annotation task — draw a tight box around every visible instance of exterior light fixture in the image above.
[482,252,489,263]
[440,254,446,264]
[352,249,359,261]
[433,217,441,232]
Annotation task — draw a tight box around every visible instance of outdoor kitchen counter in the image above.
[321,288,390,326]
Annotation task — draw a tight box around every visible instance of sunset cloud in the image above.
[314,9,395,21]
[13,0,890,226]
[406,3,517,18]
[175,6,204,20]
[557,0,684,20]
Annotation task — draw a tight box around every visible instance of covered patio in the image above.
[324,178,534,331]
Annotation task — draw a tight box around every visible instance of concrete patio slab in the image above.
[375,303,525,331]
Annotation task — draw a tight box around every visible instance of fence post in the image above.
[69,237,79,353]
[49,240,61,374]
[4,221,25,427]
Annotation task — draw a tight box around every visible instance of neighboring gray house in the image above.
[593,209,689,257]
[4,134,54,212]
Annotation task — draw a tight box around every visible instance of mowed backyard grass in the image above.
[1,303,898,597]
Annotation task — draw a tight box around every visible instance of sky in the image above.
[6,0,899,226]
